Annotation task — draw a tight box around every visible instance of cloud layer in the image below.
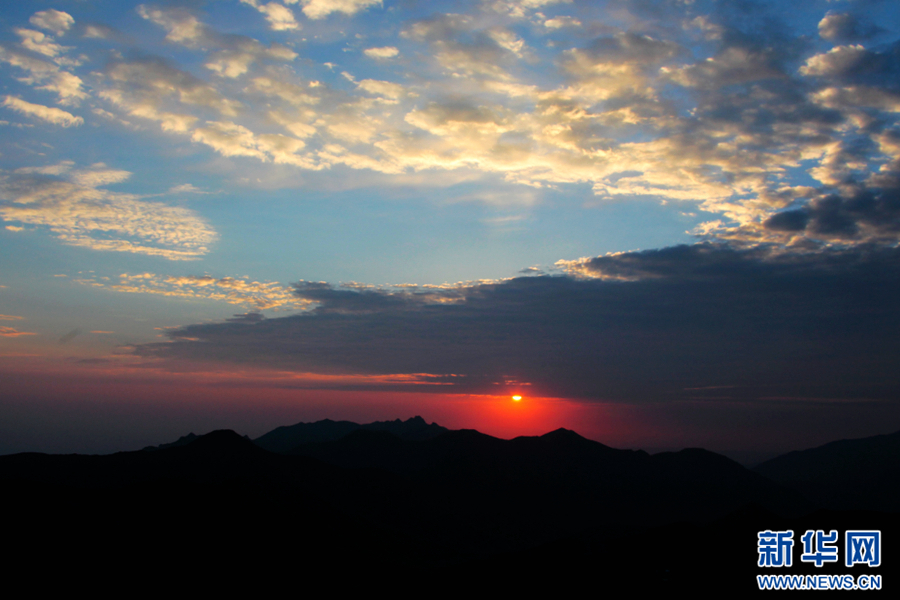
[135,243,900,402]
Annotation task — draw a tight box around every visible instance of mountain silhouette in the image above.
[2,419,896,593]
[253,415,447,452]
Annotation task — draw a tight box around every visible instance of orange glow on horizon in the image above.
[512,395,522,402]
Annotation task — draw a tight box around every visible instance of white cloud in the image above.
[83,25,113,39]
[0,163,217,260]
[137,5,205,45]
[357,79,405,100]
[168,184,209,194]
[544,16,581,29]
[0,45,87,104]
[16,28,69,58]
[241,1,300,31]
[69,163,131,187]
[364,46,399,59]
[800,45,868,77]
[2,96,82,127]
[29,10,75,36]
[260,2,300,30]
[252,77,320,105]
[297,0,382,20]
[192,121,266,160]
[191,121,313,166]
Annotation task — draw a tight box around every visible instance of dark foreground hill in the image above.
[2,420,896,593]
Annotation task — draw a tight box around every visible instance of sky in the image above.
[1,0,899,460]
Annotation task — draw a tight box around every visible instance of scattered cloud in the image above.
[1,1,899,259]
[357,79,406,100]
[0,162,216,260]
[30,10,75,37]
[488,0,571,19]
[139,5,297,76]
[16,28,71,59]
[0,45,87,104]
[0,326,37,337]
[240,0,300,30]
[80,272,311,310]
[2,96,82,127]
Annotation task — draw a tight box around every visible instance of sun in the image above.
[511,395,522,402]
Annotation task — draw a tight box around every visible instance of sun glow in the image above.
[512,395,522,402]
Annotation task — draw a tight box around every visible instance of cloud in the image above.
[0,326,36,337]
[133,244,900,402]
[2,96,82,127]
[818,12,880,42]
[99,57,242,131]
[16,28,70,58]
[0,162,216,260]
[544,16,581,29]
[363,46,399,59]
[0,45,86,104]
[403,15,528,78]
[79,273,311,311]
[168,183,209,194]
[29,10,75,36]
[801,45,871,78]
[357,79,406,100]
[83,24,115,40]
[68,163,131,187]
[0,0,891,255]
[297,0,382,20]
[139,5,297,77]
[58,328,81,344]
[488,0,571,19]
[240,0,300,30]
[190,121,311,165]
[0,314,25,320]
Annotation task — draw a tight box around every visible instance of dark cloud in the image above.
[226,312,265,323]
[134,244,900,403]
[763,179,900,241]
[58,328,81,344]
[577,32,685,66]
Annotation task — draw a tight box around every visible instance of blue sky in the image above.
[2,0,899,455]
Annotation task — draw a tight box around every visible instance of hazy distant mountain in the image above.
[253,415,448,453]
[754,430,900,511]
